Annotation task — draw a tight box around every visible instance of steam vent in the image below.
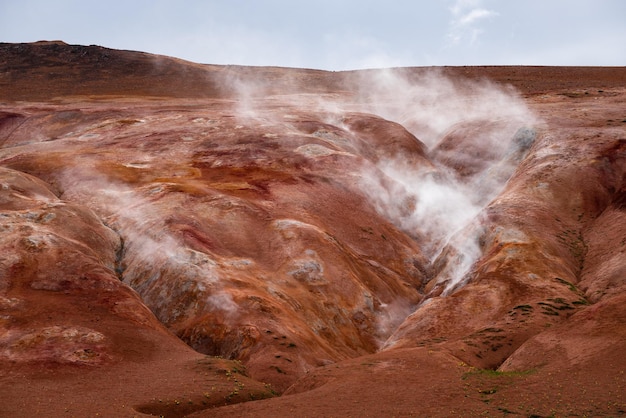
[1,42,625,417]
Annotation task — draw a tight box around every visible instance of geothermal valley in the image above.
[0,41,625,417]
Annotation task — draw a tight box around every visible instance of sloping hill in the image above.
[0,42,625,417]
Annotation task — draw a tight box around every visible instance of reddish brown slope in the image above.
[0,41,345,101]
[0,42,625,417]
[0,97,430,393]
[0,166,277,417]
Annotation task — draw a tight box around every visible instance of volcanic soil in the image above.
[0,41,625,417]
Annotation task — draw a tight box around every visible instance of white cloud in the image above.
[458,8,498,26]
[447,0,499,46]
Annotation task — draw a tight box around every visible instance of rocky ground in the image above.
[0,41,624,417]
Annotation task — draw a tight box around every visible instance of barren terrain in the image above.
[0,41,625,417]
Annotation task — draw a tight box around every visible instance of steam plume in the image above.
[353,70,537,294]
[56,167,237,323]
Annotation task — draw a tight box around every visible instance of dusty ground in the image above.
[0,41,625,417]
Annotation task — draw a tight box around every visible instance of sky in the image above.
[1,0,624,70]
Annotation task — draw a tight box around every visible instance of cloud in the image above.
[458,8,497,26]
[447,0,499,46]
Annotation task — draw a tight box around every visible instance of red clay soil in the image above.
[0,42,625,417]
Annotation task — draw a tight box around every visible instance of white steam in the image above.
[351,68,534,146]
[361,156,486,294]
[50,68,536,338]
[211,68,537,296]
[56,167,237,322]
[363,159,478,246]
[217,67,271,120]
[353,70,537,294]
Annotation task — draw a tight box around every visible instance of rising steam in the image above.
[208,67,538,297]
[351,69,537,294]
[56,168,238,323]
[51,67,537,350]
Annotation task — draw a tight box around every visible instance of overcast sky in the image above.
[1,0,624,70]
